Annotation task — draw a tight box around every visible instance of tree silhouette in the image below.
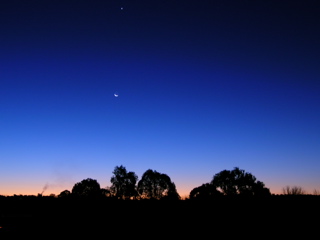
[110,165,138,200]
[189,183,223,199]
[58,190,71,198]
[71,178,102,198]
[211,167,271,196]
[137,169,180,200]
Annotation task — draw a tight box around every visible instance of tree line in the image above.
[55,166,273,200]
[1,166,318,201]
[58,165,180,200]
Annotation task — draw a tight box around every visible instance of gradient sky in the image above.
[1,0,320,197]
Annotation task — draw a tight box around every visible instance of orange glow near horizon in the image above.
[1,178,319,197]
[0,186,305,197]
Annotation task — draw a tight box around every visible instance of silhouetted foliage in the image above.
[101,187,112,197]
[137,169,180,200]
[110,165,138,199]
[189,183,223,199]
[282,186,305,195]
[161,181,181,200]
[71,178,102,198]
[211,167,271,196]
[58,190,71,198]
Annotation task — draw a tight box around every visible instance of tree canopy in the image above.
[211,167,271,196]
[137,169,180,200]
[189,183,223,199]
[58,190,71,198]
[71,178,102,198]
[110,165,138,199]
[63,166,272,201]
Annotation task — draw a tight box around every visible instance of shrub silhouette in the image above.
[282,186,305,195]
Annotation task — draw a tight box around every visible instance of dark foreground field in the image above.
[1,195,319,237]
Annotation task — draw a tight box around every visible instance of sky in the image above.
[1,0,320,197]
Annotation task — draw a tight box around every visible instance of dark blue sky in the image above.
[1,0,320,196]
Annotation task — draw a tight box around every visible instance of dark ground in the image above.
[0,195,318,238]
